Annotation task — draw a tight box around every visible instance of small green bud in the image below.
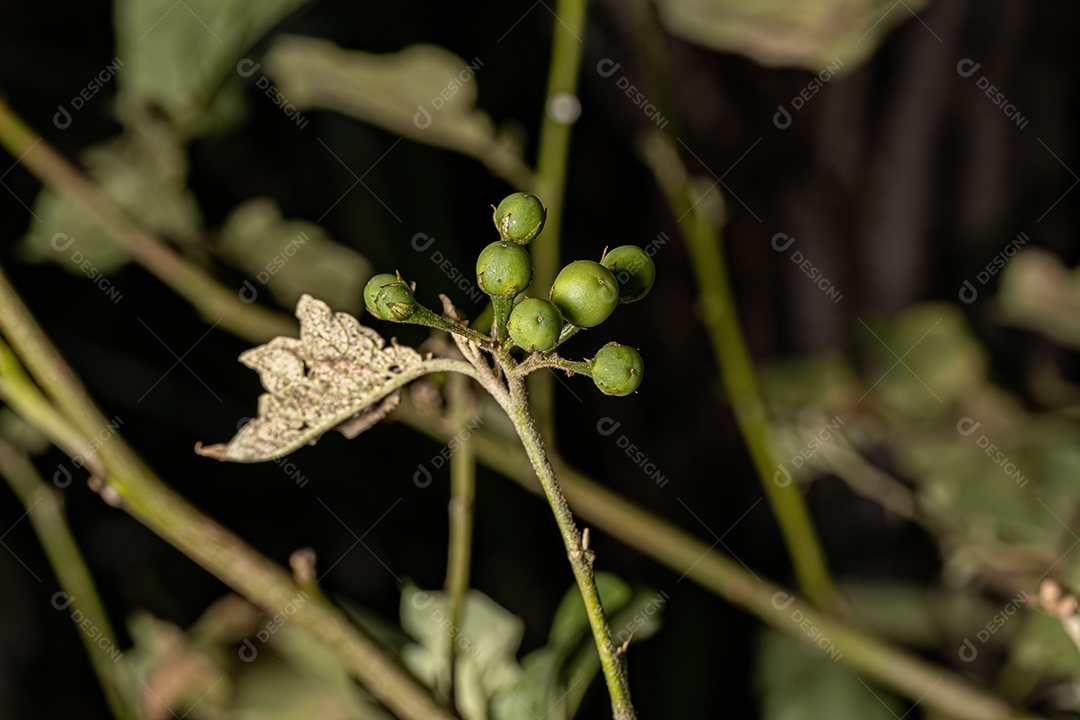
[591,342,644,396]
[477,241,533,298]
[364,273,401,317]
[494,192,546,244]
[507,298,562,352]
[602,245,656,303]
[549,260,619,328]
[374,281,418,321]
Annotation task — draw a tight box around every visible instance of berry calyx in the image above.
[549,260,620,328]
[493,192,546,245]
[477,241,533,298]
[374,281,418,321]
[602,245,656,303]
[508,298,562,352]
[364,273,401,317]
[591,342,644,396]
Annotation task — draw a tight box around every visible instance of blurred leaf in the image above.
[113,0,310,138]
[869,304,988,419]
[263,37,533,187]
[1009,612,1080,678]
[19,118,202,274]
[997,248,1080,350]
[655,0,928,71]
[492,575,665,720]
[400,584,524,720]
[218,197,371,314]
[755,628,903,720]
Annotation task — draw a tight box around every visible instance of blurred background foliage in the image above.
[1,0,1080,718]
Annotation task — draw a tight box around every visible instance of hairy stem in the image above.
[641,132,838,609]
[527,0,589,437]
[514,352,592,378]
[0,266,454,720]
[0,438,134,720]
[479,367,635,719]
[444,373,477,711]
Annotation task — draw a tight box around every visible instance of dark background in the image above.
[0,0,1077,717]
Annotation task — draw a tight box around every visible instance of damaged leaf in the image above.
[197,295,448,463]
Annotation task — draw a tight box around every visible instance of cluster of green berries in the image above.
[364,192,655,396]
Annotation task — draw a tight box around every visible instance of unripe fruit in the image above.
[549,260,619,328]
[374,281,418,321]
[602,245,656,303]
[508,298,562,352]
[591,342,644,396]
[477,241,533,298]
[364,273,401,317]
[494,192,546,244]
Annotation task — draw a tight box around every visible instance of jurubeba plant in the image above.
[198,192,652,719]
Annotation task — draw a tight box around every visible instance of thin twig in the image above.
[444,373,476,711]
[0,438,133,720]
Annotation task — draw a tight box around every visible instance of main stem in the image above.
[497,372,635,719]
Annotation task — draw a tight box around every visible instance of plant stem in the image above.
[395,398,1039,720]
[0,266,455,720]
[444,373,476,711]
[527,0,589,437]
[0,438,134,720]
[641,133,838,610]
[406,306,499,352]
[0,337,104,478]
[483,369,635,720]
[491,296,514,345]
[0,97,295,345]
[514,352,592,378]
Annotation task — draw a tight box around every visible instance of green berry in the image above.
[602,246,656,303]
[477,241,533,298]
[374,281,418,321]
[508,298,562,352]
[549,260,619,328]
[494,192,546,244]
[591,342,644,396]
[364,273,400,317]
